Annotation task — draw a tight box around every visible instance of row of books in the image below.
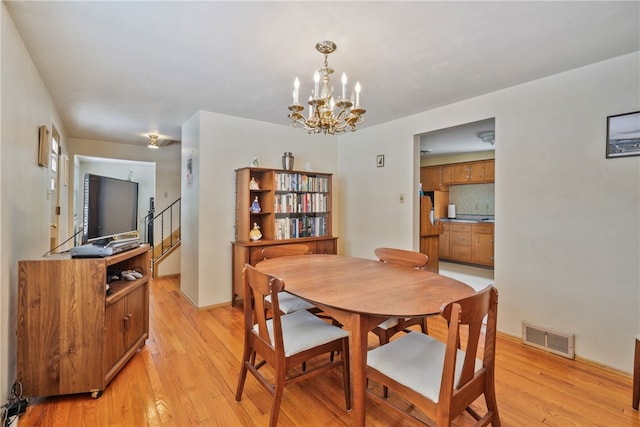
[275,216,328,240]
[274,173,329,192]
[274,193,328,213]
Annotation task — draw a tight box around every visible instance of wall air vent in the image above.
[522,321,575,359]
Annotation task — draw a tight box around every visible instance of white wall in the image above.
[337,52,640,372]
[181,111,337,307]
[180,113,201,305]
[0,3,68,404]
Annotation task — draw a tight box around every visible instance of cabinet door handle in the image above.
[123,314,132,331]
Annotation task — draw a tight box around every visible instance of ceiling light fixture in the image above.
[147,134,160,149]
[477,131,495,146]
[288,41,366,135]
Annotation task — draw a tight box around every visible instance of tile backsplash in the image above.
[449,183,495,215]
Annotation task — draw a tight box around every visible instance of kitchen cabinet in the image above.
[419,195,442,273]
[422,166,448,191]
[428,159,494,185]
[469,162,486,182]
[439,222,494,267]
[449,223,472,260]
[454,161,487,183]
[441,165,456,185]
[472,223,494,265]
[420,166,431,190]
[439,222,450,258]
[484,160,495,182]
[453,164,469,183]
[426,167,442,190]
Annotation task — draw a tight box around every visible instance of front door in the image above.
[49,126,61,251]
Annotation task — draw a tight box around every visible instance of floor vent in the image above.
[522,321,575,359]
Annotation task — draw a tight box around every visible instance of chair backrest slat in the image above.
[262,244,310,259]
[439,286,498,399]
[243,264,285,351]
[374,247,429,269]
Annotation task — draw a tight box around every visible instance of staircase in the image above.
[144,198,181,277]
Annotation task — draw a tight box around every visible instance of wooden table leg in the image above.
[350,313,368,427]
[313,306,381,426]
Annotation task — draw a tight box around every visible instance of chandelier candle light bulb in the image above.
[287,40,366,134]
[341,72,347,99]
[314,71,320,98]
[293,77,300,104]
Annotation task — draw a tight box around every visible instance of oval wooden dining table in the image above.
[255,254,476,426]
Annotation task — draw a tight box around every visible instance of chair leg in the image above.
[421,317,428,334]
[341,337,351,410]
[378,329,391,346]
[269,372,285,427]
[483,371,501,426]
[235,359,249,402]
[378,331,391,398]
[634,337,640,410]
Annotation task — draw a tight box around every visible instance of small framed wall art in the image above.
[376,154,385,167]
[38,125,49,167]
[606,111,640,158]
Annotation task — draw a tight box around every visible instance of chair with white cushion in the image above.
[366,285,500,427]
[371,247,430,345]
[235,264,351,427]
[261,244,317,314]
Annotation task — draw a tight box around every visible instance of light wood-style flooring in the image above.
[17,276,640,426]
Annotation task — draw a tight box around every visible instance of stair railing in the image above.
[143,197,181,273]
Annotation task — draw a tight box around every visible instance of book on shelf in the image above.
[274,193,328,214]
[274,216,327,240]
[274,172,329,192]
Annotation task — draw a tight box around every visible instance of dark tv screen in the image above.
[83,173,139,243]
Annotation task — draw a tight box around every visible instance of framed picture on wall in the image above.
[186,151,193,184]
[376,154,384,167]
[38,125,49,167]
[606,111,640,158]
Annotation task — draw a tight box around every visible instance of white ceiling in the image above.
[5,1,639,153]
[420,118,496,157]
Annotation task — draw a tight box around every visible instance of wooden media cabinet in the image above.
[17,244,150,398]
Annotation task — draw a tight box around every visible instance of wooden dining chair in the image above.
[235,264,351,427]
[261,244,316,314]
[372,247,430,345]
[366,286,500,427]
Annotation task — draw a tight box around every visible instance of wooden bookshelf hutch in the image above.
[231,167,337,305]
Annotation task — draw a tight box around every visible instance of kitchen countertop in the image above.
[438,218,495,223]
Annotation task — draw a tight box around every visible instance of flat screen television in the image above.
[83,173,139,244]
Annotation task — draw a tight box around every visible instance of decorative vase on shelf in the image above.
[249,223,262,241]
[282,152,294,171]
[250,196,261,213]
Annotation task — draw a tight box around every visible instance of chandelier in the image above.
[288,41,365,134]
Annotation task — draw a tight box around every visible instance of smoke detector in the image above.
[477,131,495,146]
